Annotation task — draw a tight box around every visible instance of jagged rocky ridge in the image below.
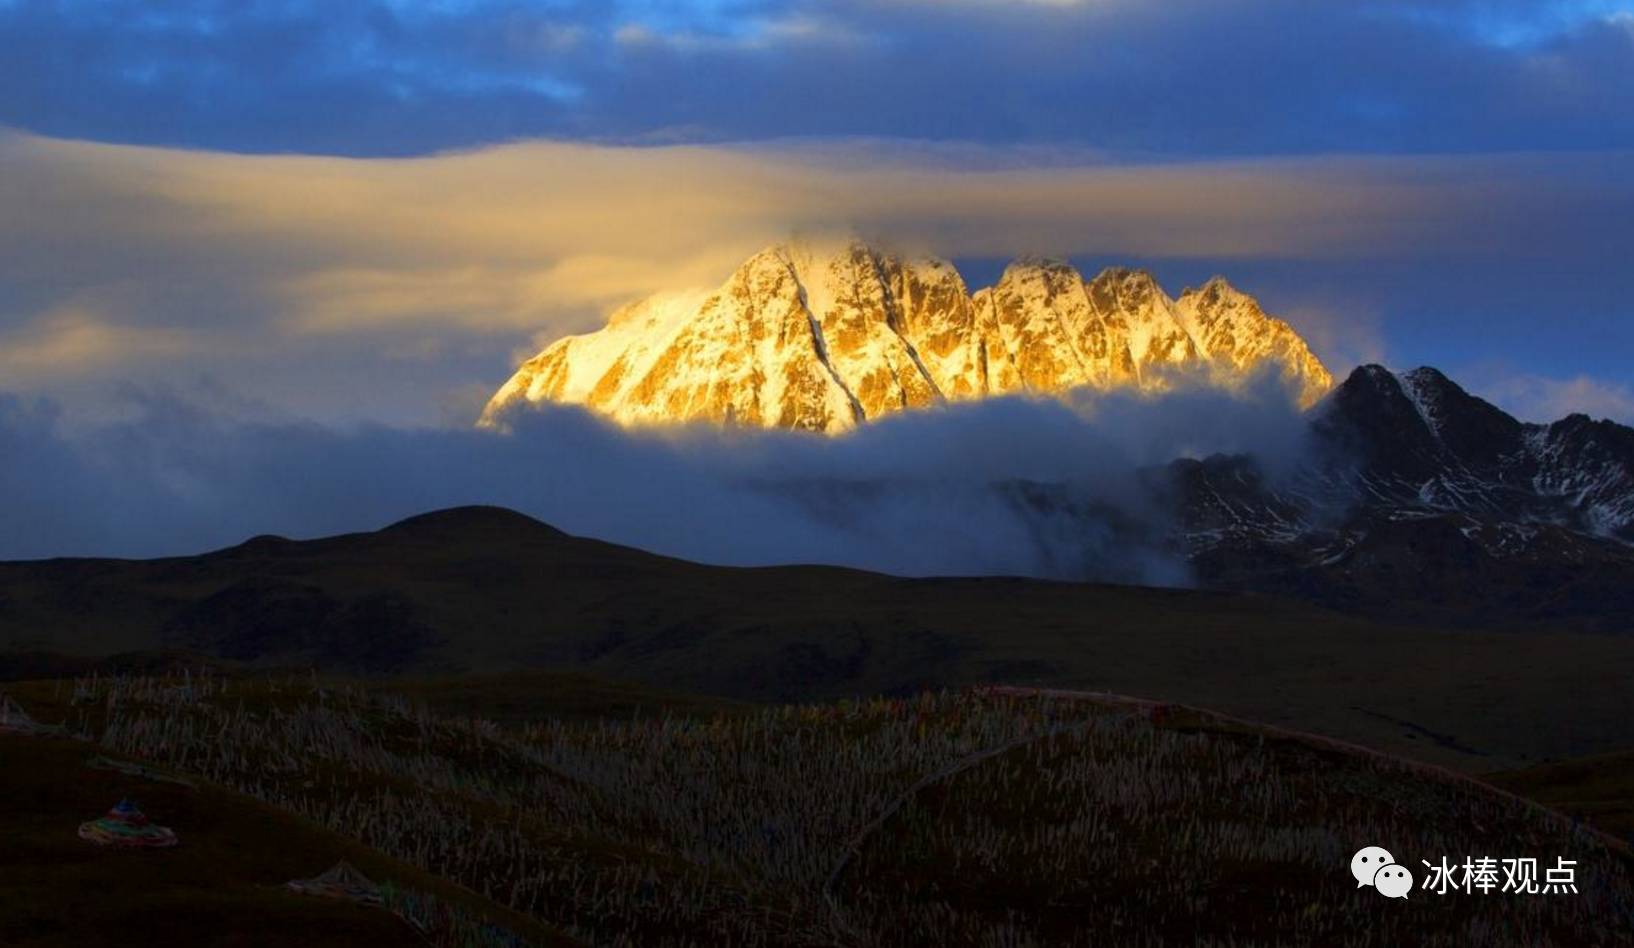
[478,241,1632,628]
[1170,365,1634,630]
[481,240,1334,432]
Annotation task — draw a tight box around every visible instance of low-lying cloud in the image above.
[0,376,1310,585]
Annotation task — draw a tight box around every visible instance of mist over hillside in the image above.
[0,372,1312,585]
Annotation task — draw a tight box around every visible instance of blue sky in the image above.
[5,0,1632,155]
[1,0,1632,425]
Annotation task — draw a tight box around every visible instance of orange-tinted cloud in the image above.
[1,130,1629,422]
[1467,370,1634,425]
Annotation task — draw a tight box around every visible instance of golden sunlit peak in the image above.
[480,241,1332,433]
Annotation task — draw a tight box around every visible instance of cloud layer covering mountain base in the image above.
[0,376,1311,584]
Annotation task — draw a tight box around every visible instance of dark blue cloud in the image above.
[0,378,1320,580]
[1,0,1631,155]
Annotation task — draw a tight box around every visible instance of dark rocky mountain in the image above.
[1174,365,1634,631]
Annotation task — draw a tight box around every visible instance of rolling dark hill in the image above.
[3,504,1634,771]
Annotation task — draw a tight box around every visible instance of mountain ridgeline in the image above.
[481,240,1334,432]
[1179,364,1634,630]
[472,239,1634,628]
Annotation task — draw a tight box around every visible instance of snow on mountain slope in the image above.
[486,290,706,410]
[1171,364,1634,630]
[786,240,942,422]
[881,252,987,401]
[1175,277,1334,409]
[1186,364,1634,558]
[1085,267,1200,382]
[481,239,1336,433]
[1530,414,1634,540]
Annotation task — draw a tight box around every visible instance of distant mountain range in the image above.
[479,241,1631,629]
[1171,364,1634,630]
[481,239,1333,432]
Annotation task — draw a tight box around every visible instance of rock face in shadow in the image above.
[1173,365,1634,630]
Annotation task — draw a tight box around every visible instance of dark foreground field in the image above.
[4,507,1633,943]
[3,673,1631,946]
[0,715,574,946]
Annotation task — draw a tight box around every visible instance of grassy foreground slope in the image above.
[4,505,1634,771]
[1492,752,1634,841]
[0,732,574,947]
[5,675,1630,946]
[836,696,1634,946]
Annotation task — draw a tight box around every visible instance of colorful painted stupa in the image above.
[77,799,180,848]
[285,861,385,906]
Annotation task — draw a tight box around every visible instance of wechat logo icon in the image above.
[1352,846,1413,899]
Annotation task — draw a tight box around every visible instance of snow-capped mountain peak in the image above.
[482,240,1336,432]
